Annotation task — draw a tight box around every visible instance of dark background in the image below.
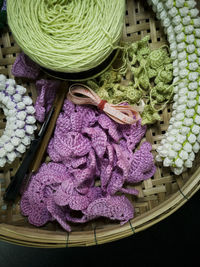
[0,191,199,267]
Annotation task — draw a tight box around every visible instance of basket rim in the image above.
[0,166,199,248]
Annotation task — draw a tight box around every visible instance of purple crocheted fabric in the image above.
[12,52,40,79]
[34,79,60,122]
[20,94,156,231]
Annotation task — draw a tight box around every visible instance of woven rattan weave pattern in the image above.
[0,0,200,247]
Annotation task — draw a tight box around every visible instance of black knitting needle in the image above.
[3,106,54,202]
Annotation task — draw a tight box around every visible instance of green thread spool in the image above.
[7,0,125,79]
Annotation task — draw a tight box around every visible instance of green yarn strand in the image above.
[7,0,125,73]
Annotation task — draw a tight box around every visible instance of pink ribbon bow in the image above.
[67,84,143,125]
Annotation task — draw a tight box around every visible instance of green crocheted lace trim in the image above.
[87,36,174,125]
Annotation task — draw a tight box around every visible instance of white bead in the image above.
[13,94,22,103]
[173,167,184,175]
[7,79,16,87]
[168,6,178,17]
[195,40,200,48]
[174,24,183,34]
[179,7,189,17]
[192,125,200,135]
[0,74,6,83]
[178,96,187,104]
[179,69,189,78]
[187,0,196,9]
[173,67,179,76]
[168,34,176,44]
[17,111,26,121]
[22,136,31,146]
[156,154,163,162]
[196,106,200,115]
[2,96,9,105]
[188,133,196,144]
[26,106,35,114]
[177,104,186,113]
[185,25,194,34]
[184,159,193,168]
[163,157,172,167]
[190,8,199,18]
[7,151,17,162]
[188,72,199,81]
[177,42,186,52]
[189,151,195,161]
[185,108,195,118]
[179,150,188,160]
[186,34,195,44]
[171,50,177,60]
[4,142,14,152]
[194,115,200,124]
[25,125,34,135]
[168,150,177,158]
[6,85,15,95]
[165,0,173,9]
[0,148,6,157]
[175,158,183,167]
[188,53,197,62]
[177,134,186,143]
[16,85,26,95]
[17,102,26,110]
[178,87,188,96]
[157,2,164,12]
[26,116,36,124]
[159,149,168,157]
[176,113,184,120]
[0,158,6,167]
[182,16,191,26]
[11,136,20,146]
[196,48,200,57]
[180,126,190,135]
[175,0,185,8]
[194,29,200,38]
[183,118,193,126]
[172,15,181,26]
[188,91,197,99]
[16,120,25,128]
[193,142,200,153]
[176,32,185,43]
[187,44,196,53]
[179,60,188,69]
[178,50,187,61]
[173,143,182,151]
[187,100,197,108]
[15,129,25,138]
[193,18,200,27]
[173,59,178,68]
[183,142,193,153]
[163,18,171,27]
[16,144,26,154]
[166,136,176,143]
[23,96,33,106]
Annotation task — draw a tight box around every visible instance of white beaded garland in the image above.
[0,75,36,167]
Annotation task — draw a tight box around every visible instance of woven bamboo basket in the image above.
[0,0,200,248]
